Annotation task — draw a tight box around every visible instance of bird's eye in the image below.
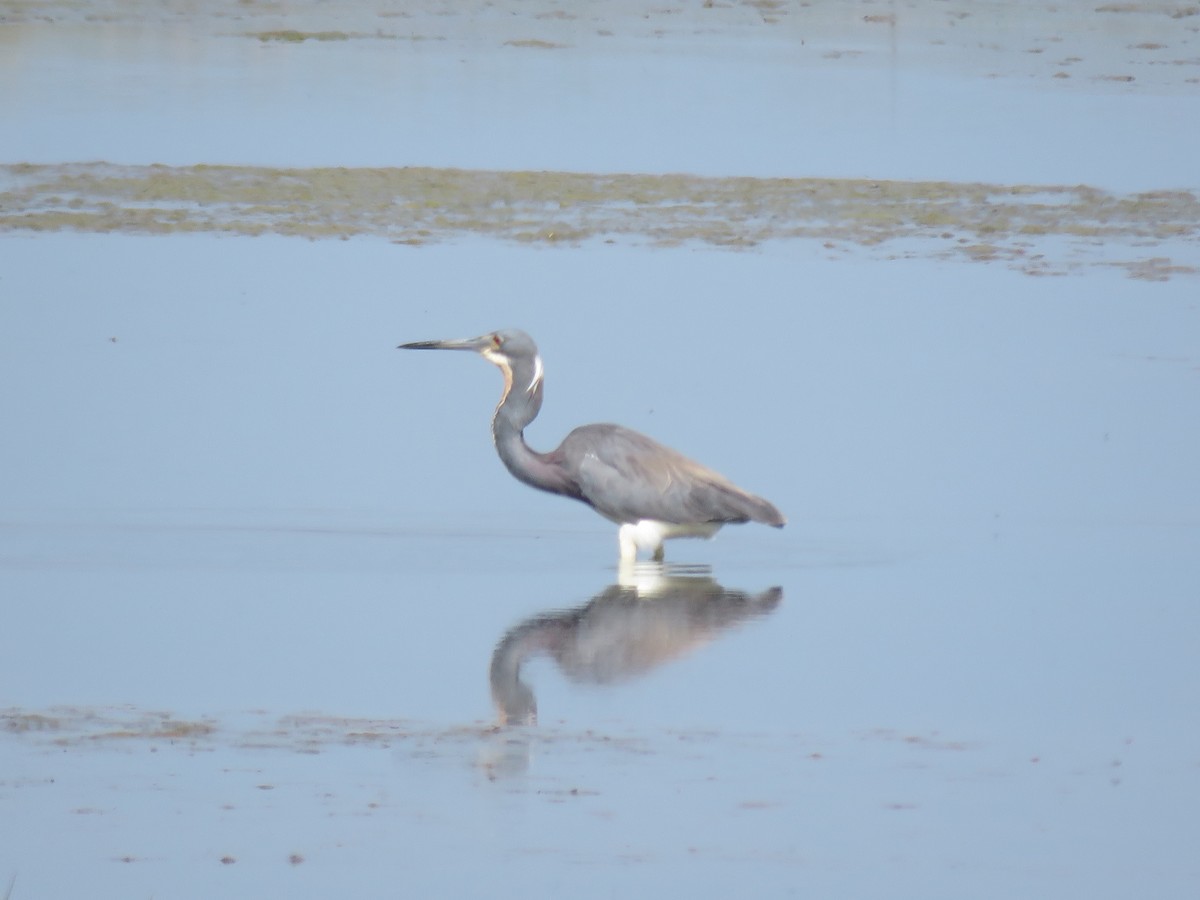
[492,334,502,347]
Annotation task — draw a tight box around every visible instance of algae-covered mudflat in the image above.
[3,162,1198,277]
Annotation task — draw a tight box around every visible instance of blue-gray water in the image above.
[3,3,1199,897]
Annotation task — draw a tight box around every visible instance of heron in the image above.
[397,329,785,561]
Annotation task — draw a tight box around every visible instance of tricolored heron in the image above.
[397,329,785,561]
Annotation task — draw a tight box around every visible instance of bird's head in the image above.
[398,329,544,399]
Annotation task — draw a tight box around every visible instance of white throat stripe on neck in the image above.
[527,355,544,394]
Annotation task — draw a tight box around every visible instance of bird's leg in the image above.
[617,524,639,562]
[651,544,665,563]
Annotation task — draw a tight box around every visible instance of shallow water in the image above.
[4,234,1198,897]
[3,1,1199,189]
[3,3,1200,898]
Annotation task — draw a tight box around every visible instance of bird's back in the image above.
[557,423,785,528]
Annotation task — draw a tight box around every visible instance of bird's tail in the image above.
[746,494,786,528]
[703,479,786,528]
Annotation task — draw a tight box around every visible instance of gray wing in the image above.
[558,424,785,527]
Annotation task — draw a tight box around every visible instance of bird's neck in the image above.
[492,409,564,495]
[491,364,578,498]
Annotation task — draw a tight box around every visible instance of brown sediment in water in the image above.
[3,706,217,745]
[2,163,1197,277]
[0,704,653,755]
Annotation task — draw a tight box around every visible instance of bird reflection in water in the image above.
[489,565,782,726]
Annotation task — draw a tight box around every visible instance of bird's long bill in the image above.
[396,336,488,352]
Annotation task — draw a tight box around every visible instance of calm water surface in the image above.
[3,235,1198,898]
[3,7,1198,189]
